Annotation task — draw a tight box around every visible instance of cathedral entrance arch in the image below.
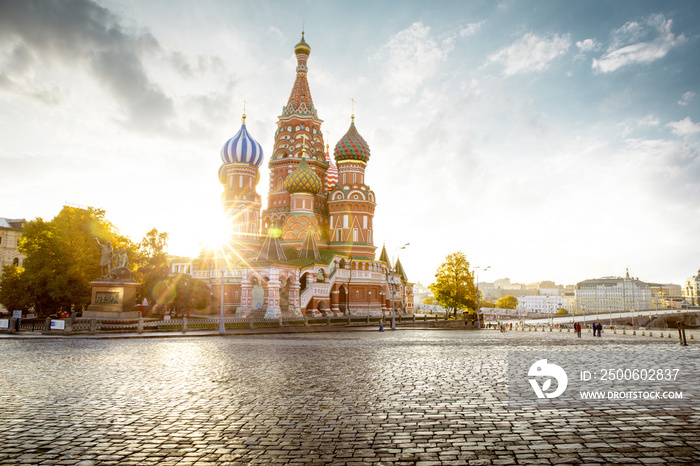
[300,272,310,293]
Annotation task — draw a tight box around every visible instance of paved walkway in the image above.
[1,329,698,465]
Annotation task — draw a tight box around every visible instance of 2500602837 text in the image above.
[580,369,681,382]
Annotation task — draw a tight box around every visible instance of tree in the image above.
[0,265,30,312]
[0,206,172,318]
[497,295,518,309]
[480,301,496,308]
[555,308,568,315]
[153,274,211,316]
[132,228,170,303]
[429,251,477,318]
[422,296,436,305]
[8,206,134,317]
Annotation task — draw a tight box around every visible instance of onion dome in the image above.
[324,144,338,189]
[294,31,311,55]
[284,157,322,194]
[334,116,370,163]
[220,116,264,167]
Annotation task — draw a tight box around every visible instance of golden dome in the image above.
[294,32,311,55]
[284,157,322,194]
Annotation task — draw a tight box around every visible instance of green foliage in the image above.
[0,206,170,318]
[12,207,134,316]
[0,265,30,311]
[422,296,436,305]
[480,301,496,308]
[153,274,211,315]
[429,251,478,317]
[132,228,170,303]
[497,295,518,309]
[555,308,568,315]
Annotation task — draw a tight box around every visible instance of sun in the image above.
[195,213,232,253]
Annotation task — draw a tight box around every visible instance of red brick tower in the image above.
[328,116,377,258]
[262,32,329,234]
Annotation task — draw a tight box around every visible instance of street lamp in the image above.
[390,243,410,330]
[219,263,226,334]
[474,265,490,329]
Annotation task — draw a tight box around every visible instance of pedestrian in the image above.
[577,322,582,338]
[379,320,384,332]
[597,322,603,337]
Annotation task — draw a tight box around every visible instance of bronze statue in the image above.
[95,238,113,277]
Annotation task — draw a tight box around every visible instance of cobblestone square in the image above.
[1,330,699,465]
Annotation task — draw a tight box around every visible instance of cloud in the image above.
[667,117,700,137]
[576,38,601,53]
[459,21,485,38]
[620,114,660,137]
[489,33,571,76]
[0,0,174,131]
[678,91,695,106]
[0,42,62,104]
[373,22,450,105]
[592,14,686,73]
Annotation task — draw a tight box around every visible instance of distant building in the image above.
[481,278,568,300]
[412,281,432,307]
[683,269,700,306]
[575,270,651,313]
[493,278,511,288]
[0,217,27,313]
[0,218,25,269]
[169,256,193,275]
[647,283,684,309]
[516,295,575,314]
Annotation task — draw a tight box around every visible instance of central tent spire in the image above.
[283,31,316,117]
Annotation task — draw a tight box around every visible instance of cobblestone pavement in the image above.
[1,330,699,465]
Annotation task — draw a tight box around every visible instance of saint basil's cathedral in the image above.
[191,33,413,318]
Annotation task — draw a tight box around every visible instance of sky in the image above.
[1,0,699,288]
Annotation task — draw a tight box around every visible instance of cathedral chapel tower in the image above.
[262,32,329,232]
[219,114,264,238]
[328,116,377,258]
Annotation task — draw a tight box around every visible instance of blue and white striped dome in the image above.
[220,118,264,167]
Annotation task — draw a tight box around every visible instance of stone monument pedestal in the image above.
[84,278,140,319]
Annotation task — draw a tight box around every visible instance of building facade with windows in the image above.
[683,269,700,307]
[181,34,412,317]
[0,218,27,313]
[0,218,25,270]
[516,295,575,314]
[575,270,652,313]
